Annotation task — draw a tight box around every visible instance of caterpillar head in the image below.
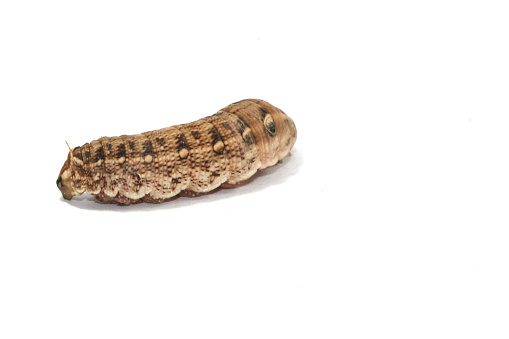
[57,147,86,200]
[235,99,297,167]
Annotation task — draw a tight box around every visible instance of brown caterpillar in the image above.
[57,99,297,205]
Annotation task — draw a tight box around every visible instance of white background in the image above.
[1,1,509,338]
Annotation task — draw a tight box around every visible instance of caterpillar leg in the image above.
[179,189,218,197]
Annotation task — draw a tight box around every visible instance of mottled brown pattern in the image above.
[56,99,297,205]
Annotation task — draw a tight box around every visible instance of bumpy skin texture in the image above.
[56,99,297,205]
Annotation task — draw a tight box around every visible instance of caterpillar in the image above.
[57,99,297,205]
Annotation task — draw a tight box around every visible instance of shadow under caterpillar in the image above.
[57,99,297,205]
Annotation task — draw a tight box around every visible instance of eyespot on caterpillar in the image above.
[56,99,297,205]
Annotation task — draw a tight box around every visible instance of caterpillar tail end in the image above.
[56,154,81,200]
[56,172,74,200]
